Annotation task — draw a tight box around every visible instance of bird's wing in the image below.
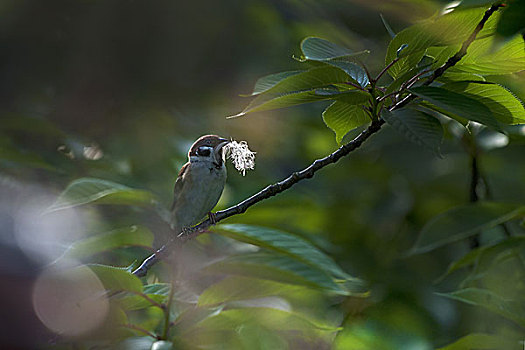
[170,162,190,211]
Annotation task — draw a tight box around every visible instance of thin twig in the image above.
[469,154,481,249]
[374,57,400,82]
[132,4,502,278]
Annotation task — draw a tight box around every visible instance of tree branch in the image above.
[132,4,502,278]
[132,120,384,277]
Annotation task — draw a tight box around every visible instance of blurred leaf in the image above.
[198,276,299,306]
[323,101,370,144]
[47,177,156,212]
[385,8,498,78]
[412,202,525,254]
[231,89,369,117]
[151,341,173,350]
[64,225,154,259]
[174,305,225,334]
[118,293,166,312]
[410,86,502,131]
[213,224,358,282]
[204,252,358,295]
[0,144,56,171]
[115,336,156,350]
[442,81,525,125]
[88,264,143,293]
[450,35,525,75]
[249,70,304,96]
[456,0,495,8]
[437,288,525,327]
[300,37,368,61]
[496,0,525,39]
[382,108,443,156]
[380,14,396,38]
[196,307,338,333]
[437,333,521,350]
[437,237,525,283]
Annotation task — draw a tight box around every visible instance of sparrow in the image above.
[170,135,230,234]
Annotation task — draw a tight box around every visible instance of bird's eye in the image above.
[196,146,211,157]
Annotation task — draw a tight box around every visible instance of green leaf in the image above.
[385,8,498,78]
[442,81,525,125]
[249,70,304,96]
[450,35,525,75]
[323,61,369,87]
[213,224,358,282]
[46,178,155,212]
[230,89,369,118]
[87,264,143,293]
[437,288,525,327]
[63,225,154,259]
[323,101,370,144]
[437,333,522,350]
[250,66,351,96]
[412,202,525,254]
[300,37,368,61]
[496,0,525,39]
[410,86,502,131]
[198,276,300,307]
[382,108,443,156]
[204,252,360,295]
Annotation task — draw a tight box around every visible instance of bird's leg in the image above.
[208,211,217,225]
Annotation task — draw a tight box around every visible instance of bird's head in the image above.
[188,134,230,166]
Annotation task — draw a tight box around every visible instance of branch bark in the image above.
[132,4,502,277]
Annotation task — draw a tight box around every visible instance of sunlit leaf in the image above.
[412,202,525,254]
[300,37,368,61]
[385,8,499,78]
[323,101,370,144]
[63,225,154,259]
[450,35,525,75]
[249,66,351,96]
[87,264,143,293]
[46,177,156,212]
[213,224,358,282]
[437,333,521,350]
[437,288,525,327]
[410,86,502,131]
[382,108,443,156]
[442,81,525,124]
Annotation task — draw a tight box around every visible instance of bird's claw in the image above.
[208,212,217,225]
